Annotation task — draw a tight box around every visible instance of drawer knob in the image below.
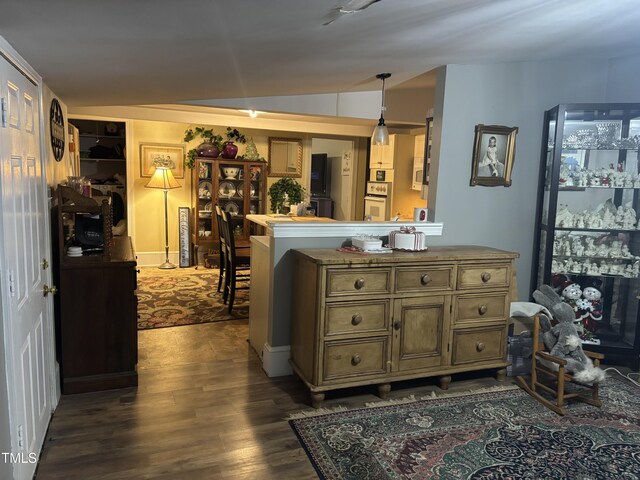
[351,354,362,366]
[354,278,366,290]
[393,320,402,330]
[420,274,431,285]
[476,342,485,352]
[481,272,492,283]
[478,305,488,315]
[352,314,363,325]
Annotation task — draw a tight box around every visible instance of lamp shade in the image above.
[145,167,181,190]
[372,120,389,146]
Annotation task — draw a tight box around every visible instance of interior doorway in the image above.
[310,138,357,220]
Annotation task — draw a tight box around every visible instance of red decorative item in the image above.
[221,142,238,159]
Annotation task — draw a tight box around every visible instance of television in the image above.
[310,153,329,197]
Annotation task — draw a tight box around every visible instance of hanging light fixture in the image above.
[372,72,391,146]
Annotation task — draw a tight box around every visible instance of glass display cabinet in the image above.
[192,157,266,265]
[532,103,640,368]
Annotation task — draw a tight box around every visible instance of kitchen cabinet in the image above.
[369,134,413,172]
[532,103,640,368]
[51,186,138,394]
[291,246,518,407]
[192,157,267,265]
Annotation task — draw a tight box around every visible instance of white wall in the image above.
[605,54,640,102]
[427,59,611,301]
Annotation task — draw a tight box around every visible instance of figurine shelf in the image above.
[532,103,640,368]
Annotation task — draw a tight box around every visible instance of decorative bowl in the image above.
[222,167,240,179]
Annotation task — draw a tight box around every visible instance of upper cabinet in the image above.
[532,103,640,368]
[369,134,414,171]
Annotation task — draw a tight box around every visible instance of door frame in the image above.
[0,35,58,475]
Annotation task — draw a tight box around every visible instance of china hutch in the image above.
[532,103,640,368]
[192,157,267,265]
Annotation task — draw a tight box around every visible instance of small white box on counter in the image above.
[352,237,383,251]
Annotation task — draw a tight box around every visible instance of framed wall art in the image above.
[140,143,185,178]
[470,124,518,187]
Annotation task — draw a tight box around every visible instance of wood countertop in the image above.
[292,245,519,265]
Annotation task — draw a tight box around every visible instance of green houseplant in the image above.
[221,127,247,159]
[183,127,223,168]
[268,178,305,214]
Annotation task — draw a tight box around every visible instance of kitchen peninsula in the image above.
[246,214,443,377]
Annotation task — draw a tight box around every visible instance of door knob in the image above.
[476,342,485,352]
[354,278,365,290]
[420,274,431,285]
[352,314,363,325]
[351,354,362,366]
[43,284,57,297]
[481,272,492,283]
[478,305,488,315]
[41,259,49,270]
[393,320,402,330]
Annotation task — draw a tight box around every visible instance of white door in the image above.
[0,56,53,480]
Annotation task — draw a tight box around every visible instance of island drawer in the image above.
[325,300,390,336]
[395,265,454,293]
[323,337,388,381]
[326,268,392,297]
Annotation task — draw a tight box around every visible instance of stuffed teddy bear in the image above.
[532,284,606,384]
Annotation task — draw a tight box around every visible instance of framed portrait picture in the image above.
[470,124,518,187]
[140,143,185,178]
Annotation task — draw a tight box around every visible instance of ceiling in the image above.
[1,0,640,107]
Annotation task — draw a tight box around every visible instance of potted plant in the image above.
[221,127,247,159]
[268,177,305,214]
[184,127,223,168]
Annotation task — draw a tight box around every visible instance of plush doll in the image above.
[559,280,583,321]
[532,285,606,384]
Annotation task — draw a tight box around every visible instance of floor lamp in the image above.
[145,166,181,269]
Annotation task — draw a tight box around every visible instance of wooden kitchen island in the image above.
[290,246,518,407]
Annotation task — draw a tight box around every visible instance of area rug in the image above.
[136,267,249,329]
[289,377,640,479]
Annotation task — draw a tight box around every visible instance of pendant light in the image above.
[372,72,391,146]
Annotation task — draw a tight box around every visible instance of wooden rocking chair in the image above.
[515,316,604,415]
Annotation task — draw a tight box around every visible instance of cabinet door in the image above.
[392,295,449,372]
[378,135,396,169]
[370,143,383,169]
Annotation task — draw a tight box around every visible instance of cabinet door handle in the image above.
[393,320,402,330]
[351,354,362,366]
[136,269,141,274]
[476,342,485,352]
[420,274,431,285]
[478,305,488,315]
[481,272,492,283]
[354,278,365,290]
[352,314,363,325]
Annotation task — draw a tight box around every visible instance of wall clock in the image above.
[49,98,65,162]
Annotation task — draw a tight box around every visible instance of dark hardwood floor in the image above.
[36,320,514,479]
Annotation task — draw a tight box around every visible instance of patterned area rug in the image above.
[137,267,249,329]
[290,377,640,479]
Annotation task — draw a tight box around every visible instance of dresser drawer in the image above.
[325,300,390,336]
[457,264,510,290]
[395,266,454,293]
[455,292,509,324]
[326,268,392,297]
[323,338,388,381]
[451,326,506,366]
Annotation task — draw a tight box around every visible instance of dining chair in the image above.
[219,210,251,313]
[214,205,226,292]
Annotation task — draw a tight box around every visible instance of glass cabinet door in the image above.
[248,164,265,236]
[533,104,640,367]
[196,159,214,242]
[217,161,245,239]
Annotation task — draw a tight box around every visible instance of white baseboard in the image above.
[262,343,292,377]
[135,251,181,267]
